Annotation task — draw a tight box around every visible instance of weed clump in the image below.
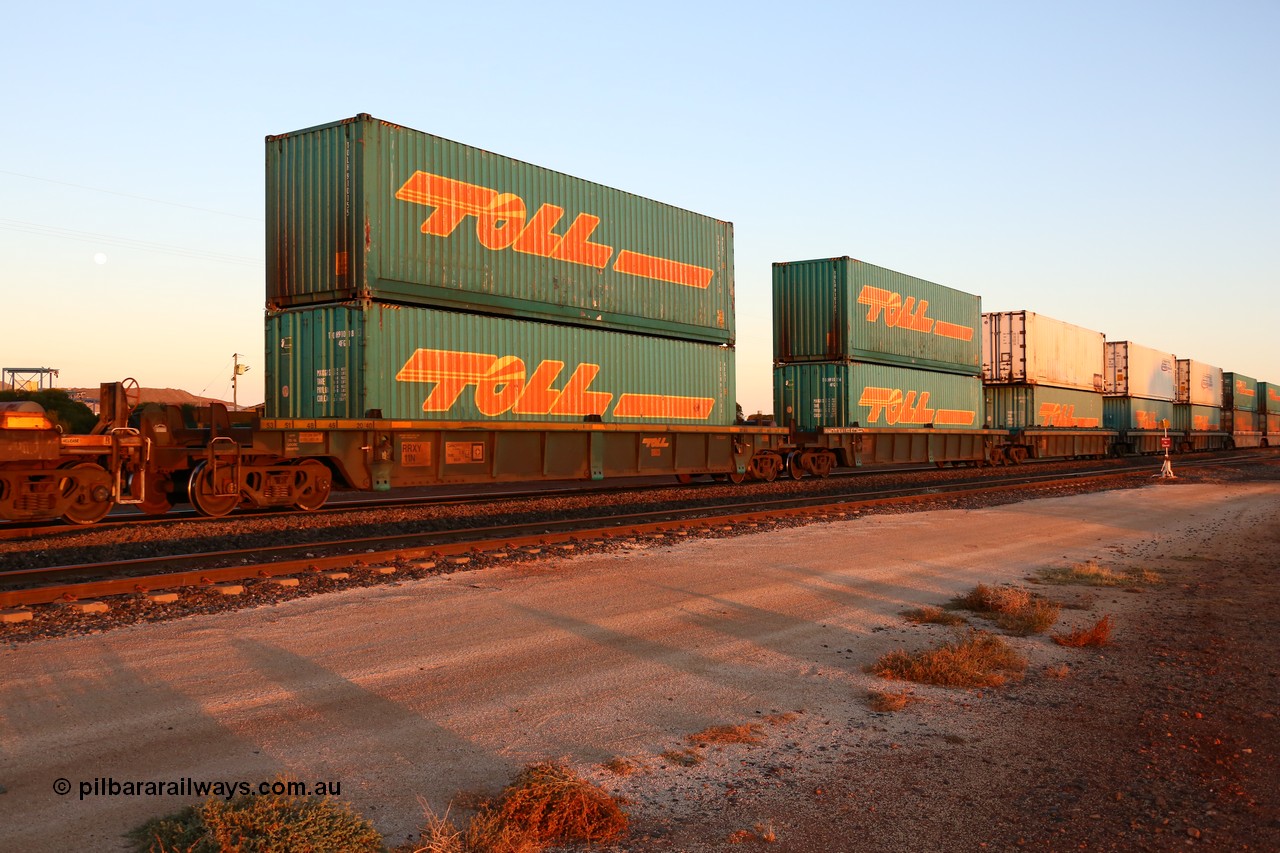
[407,761,628,853]
[902,605,967,626]
[867,689,918,712]
[1038,559,1160,587]
[1054,614,1114,648]
[868,629,1027,688]
[129,790,383,853]
[954,584,1060,635]
[687,724,763,746]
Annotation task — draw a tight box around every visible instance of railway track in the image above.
[0,449,1245,542]
[5,453,1269,611]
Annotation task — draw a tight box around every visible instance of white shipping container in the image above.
[1104,341,1177,401]
[982,311,1104,391]
[1176,359,1223,407]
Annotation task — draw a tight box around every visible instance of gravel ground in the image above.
[573,462,1280,852]
[1,458,1277,852]
[1,459,1167,642]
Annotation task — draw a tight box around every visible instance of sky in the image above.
[1,0,1276,415]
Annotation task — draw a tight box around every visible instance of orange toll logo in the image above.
[856,286,974,341]
[395,348,715,420]
[395,172,715,290]
[1037,404,1101,428]
[857,387,976,426]
[1234,379,1256,398]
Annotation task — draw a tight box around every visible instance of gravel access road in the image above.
[1,472,1277,851]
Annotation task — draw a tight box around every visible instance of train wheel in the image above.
[130,471,174,516]
[787,453,805,480]
[1008,446,1028,465]
[59,462,113,525]
[187,461,239,517]
[675,473,694,485]
[727,468,748,484]
[293,460,332,511]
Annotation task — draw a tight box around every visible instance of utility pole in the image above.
[232,354,250,411]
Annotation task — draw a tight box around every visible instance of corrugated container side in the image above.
[774,361,984,433]
[265,303,734,425]
[1103,342,1177,401]
[981,311,1104,391]
[1103,397,1176,432]
[1172,404,1224,433]
[772,257,981,375]
[1175,359,1223,407]
[983,385,1104,430]
[1259,382,1280,414]
[1263,413,1280,435]
[266,115,734,343]
[1223,409,1259,433]
[1222,373,1258,412]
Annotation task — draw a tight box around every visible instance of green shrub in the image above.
[128,791,383,853]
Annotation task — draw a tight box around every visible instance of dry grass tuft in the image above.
[486,762,627,847]
[868,630,1027,688]
[660,748,703,767]
[1053,614,1114,648]
[1038,559,1160,587]
[763,711,799,727]
[406,762,627,853]
[687,724,764,746]
[1043,663,1071,679]
[867,689,918,712]
[902,605,967,626]
[601,757,639,776]
[954,584,1060,635]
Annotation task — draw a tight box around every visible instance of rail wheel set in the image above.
[2,114,1273,526]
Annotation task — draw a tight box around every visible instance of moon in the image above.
[94,252,108,265]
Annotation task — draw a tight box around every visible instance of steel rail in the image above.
[0,465,1160,608]
[2,453,1271,609]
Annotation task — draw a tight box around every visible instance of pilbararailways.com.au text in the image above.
[56,777,342,801]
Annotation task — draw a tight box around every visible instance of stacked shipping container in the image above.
[1259,382,1280,443]
[772,258,984,433]
[1103,341,1177,451]
[981,311,1106,430]
[1222,372,1262,447]
[264,115,737,427]
[1173,359,1225,447]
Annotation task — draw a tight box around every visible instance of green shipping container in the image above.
[1223,373,1258,412]
[1223,409,1259,433]
[984,385,1104,430]
[1259,382,1280,414]
[1103,397,1176,432]
[1172,404,1224,433]
[266,115,734,343]
[265,303,734,425]
[775,362,983,433]
[772,257,981,375]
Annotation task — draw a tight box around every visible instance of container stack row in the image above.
[771,257,983,433]
[263,114,738,426]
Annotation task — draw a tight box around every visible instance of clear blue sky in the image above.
[2,0,1276,413]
